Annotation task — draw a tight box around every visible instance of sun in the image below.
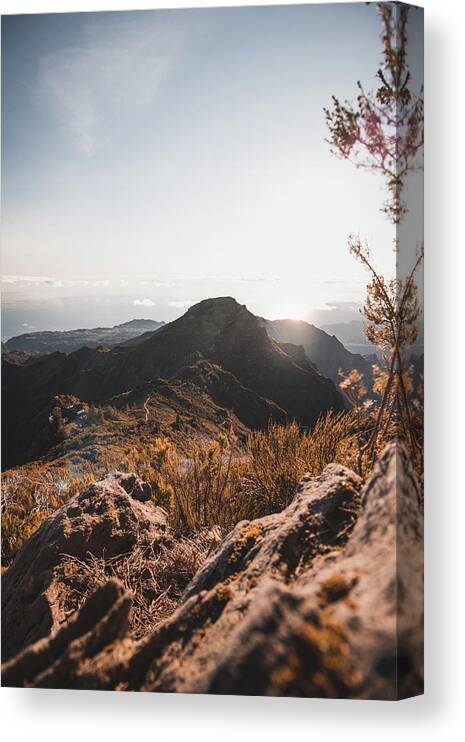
[269,302,306,321]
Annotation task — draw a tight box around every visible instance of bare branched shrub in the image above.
[346,238,423,468]
[324,3,423,223]
[338,368,367,409]
[325,3,424,477]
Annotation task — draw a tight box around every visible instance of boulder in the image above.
[1,578,132,689]
[2,443,423,699]
[1,472,166,662]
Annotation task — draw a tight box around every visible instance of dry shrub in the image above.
[2,414,362,569]
[239,413,360,519]
[303,411,363,476]
[2,416,365,637]
[154,434,242,534]
[1,467,95,566]
[241,420,305,517]
[1,438,171,566]
[57,529,220,639]
[151,413,361,533]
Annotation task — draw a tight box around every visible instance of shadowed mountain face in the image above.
[2,298,344,470]
[3,319,164,355]
[261,318,373,387]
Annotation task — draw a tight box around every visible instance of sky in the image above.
[1,3,423,339]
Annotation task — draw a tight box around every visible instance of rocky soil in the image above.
[1,443,423,699]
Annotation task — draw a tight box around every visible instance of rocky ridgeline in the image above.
[1,444,423,699]
[2,298,344,471]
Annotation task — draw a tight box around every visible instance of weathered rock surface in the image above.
[2,443,423,699]
[1,472,166,663]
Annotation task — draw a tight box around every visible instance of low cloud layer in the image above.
[133,298,156,307]
[1,275,110,288]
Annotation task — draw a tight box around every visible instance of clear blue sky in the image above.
[1,3,423,335]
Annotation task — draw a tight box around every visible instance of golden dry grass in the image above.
[55,530,220,638]
[1,411,363,567]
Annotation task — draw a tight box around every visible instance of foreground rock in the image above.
[1,473,166,662]
[2,444,423,699]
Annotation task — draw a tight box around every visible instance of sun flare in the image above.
[269,302,307,322]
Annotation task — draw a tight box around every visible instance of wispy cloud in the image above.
[133,298,156,307]
[2,274,60,286]
[237,277,267,283]
[139,278,180,288]
[1,275,110,288]
[37,16,188,154]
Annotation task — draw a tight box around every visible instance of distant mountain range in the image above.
[260,318,373,386]
[2,307,373,387]
[3,319,164,355]
[2,297,347,469]
[320,318,424,358]
[320,319,374,354]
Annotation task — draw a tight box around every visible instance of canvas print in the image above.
[1,2,424,699]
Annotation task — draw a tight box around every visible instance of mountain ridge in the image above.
[2,297,344,470]
[3,318,164,355]
[261,317,373,387]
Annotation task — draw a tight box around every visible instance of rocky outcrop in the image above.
[2,443,423,699]
[1,578,132,690]
[1,473,166,663]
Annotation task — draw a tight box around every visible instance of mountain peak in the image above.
[118,319,164,329]
[186,296,246,317]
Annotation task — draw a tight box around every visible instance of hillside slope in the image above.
[2,298,344,469]
[261,318,373,386]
